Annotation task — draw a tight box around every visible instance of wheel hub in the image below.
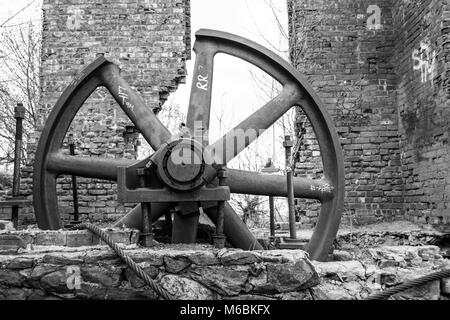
[155,138,207,191]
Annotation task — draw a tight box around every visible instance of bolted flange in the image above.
[153,138,210,191]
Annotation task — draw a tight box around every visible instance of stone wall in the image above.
[1,226,449,300]
[14,0,191,225]
[0,231,320,300]
[393,0,450,229]
[288,0,449,230]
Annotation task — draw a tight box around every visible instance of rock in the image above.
[187,251,219,266]
[379,269,398,286]
[275,290,313,300]
[417,246,442,261]
[267,260,319,293]
[260,250,308,263]
[189,266,249,296]
[42,254,84,265]
[248,268,274,293]
[40,269,72,293]
[0,234,27,251]
[225,294,275,300]
[441,278,450,295]
[0,269,23,286]
[105,287,157,300]
[81,265,121,287]
[160,274,216,300]
[34,232,66,246]
[125,265,159,288]
[75,282,107,299]
[27,289,47,300]
[218,249,261,265]
[342,281,364,298]
[30,264,59,279]
[66,231,93,247]
[0,220,15,231]
[7,257,34,270]
[310,282,354,300]
[163,256,191,273]
[83,250,121,264]
[333,250,353,261]
[312,261,366,281]
[1,287,33,300]
[127,250,164,265]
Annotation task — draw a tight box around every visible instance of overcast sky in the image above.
[0,0,289,167]
[174,0,288,144]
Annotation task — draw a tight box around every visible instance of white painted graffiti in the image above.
[367,5,382,30]
[118,86,135,112]
[412,41,436,84]
[67,8,83,30]
[310,183,333,193]
[196,65,209,91]
[66,266,81,290]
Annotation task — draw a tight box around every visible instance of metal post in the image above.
[11,103,25,228]
[68,135,80,223]
[165,210,173,241]
[269,196,275,238]
[261,157,279,242]
[213,166,227,248]
[283,136,297,240]
[137,168,153,247]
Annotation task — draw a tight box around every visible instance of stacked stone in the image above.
[0,243,320,300]
[18,0,191,225]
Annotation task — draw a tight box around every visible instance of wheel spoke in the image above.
[186,39,216,143]
[99,63,172,150]
[203,201,263,250]
[46,152,137,181]
[227,169,333,201]
[112,203,174,230]
[209,85,300,165]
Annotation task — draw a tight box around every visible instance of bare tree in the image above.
[0,21,41,167]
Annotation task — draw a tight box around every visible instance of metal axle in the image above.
[283,135,297,240]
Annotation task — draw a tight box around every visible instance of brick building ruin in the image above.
[288,0,449,231]
[18,0,191,224]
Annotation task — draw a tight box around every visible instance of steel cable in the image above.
[365,268,450,300]
[72,223,175,300]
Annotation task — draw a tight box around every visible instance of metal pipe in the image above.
[213,166,227,248]
[137,168,153,247]
[269,196,275,238]
[68,135,79,222]
[12,103,25,228]
[283,135,297,240]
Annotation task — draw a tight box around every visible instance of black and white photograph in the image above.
[0,0,449,310]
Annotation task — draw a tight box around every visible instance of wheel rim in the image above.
[33,29,344,261]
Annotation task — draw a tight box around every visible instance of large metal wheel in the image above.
[33,29,344,261]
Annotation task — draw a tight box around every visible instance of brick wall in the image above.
[17,0,191,225]
[288,0,449,230]
[394,0,450,229]
[288,0,403,227]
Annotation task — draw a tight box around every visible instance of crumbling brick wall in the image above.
[393,0,450,229]
[18,0,191,225]
[288,0,449,230]
[288,0,402,227]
